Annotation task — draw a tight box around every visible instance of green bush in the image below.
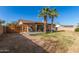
[75,28,79,32]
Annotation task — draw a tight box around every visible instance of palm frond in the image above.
[38,8,49,17]
[49,8,59,18]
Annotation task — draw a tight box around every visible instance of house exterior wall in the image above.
[6,23,43,33]
[0,25,3,35]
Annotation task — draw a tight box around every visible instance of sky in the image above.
[0,6,79,25]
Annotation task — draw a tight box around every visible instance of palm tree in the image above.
[39,8,49,32]
[49,8,59,32]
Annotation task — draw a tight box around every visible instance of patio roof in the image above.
[17,19,44,24]
[18,20,36,23]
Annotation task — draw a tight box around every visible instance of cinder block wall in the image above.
[0,25,3,35]
[58,27,76,32]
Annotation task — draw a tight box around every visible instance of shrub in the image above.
[75,28,79,32]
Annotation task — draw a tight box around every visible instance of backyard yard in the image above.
[0,31,79,53]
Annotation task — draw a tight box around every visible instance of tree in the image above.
[0,19,5,25]
[6,21,17,26]
[39,8,49,32]
[48,8,59,32]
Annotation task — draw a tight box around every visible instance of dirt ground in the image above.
[0,33,47,53]
[0,32,79,53]
[67,32,79,53]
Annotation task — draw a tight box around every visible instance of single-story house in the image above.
[7,19,51,33]
[17,20,44,32]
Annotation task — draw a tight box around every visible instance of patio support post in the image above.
[35,24,37,32]
[27,25,29,32]
[22,25,23,32]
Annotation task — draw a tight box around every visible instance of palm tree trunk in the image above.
[44,16,47,33]
[51,17,54,32]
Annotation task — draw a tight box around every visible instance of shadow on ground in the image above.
[0,33,47,53]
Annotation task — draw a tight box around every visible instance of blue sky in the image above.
[0,6,79,25]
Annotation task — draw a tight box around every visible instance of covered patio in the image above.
[17,20,44,33]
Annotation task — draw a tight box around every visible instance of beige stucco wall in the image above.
[58,26,76,32]
[0,25,3,35]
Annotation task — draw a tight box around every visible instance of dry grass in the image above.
[38,32,76,52]
[22,32,76,52]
